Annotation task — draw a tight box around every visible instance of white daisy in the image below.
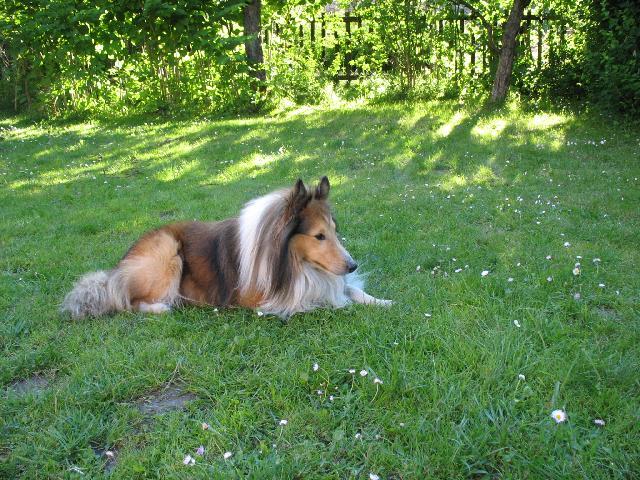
[223,451,233,459]
[360,370,368,377]
[594,419,605,426]
[279,419,288,426]
[551,409,567,423]
[481,270,490,277]
[313,363,319,371]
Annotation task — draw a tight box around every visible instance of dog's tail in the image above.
[61,269,130,320]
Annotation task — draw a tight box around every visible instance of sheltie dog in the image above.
[61,177,391,319]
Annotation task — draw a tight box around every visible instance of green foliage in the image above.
[0,0,638,116]
[0,0,254,116]
[583,0,640,114]
[264,4,331,105]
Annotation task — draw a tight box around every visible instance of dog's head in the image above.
[286,177,357,276]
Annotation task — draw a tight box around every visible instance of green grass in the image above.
[1,101,639,479]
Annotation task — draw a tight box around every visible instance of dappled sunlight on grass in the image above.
[527,113,566,130]
[212,154,280,184]
[472,164,501,185]
[397,109,432,131]
[437,111,467,137]
[440,174,468,190]
[472,118,507,139]
[156,159,201,182]
[1,100,640,479]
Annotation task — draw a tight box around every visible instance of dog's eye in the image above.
[314,233,325,241]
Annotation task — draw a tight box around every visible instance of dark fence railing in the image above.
[266,10,563,82]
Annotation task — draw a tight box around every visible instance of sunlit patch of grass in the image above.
[1,100,639,479]
[527,113,566,130]
[437,110,467,137]
[472,118,507,139]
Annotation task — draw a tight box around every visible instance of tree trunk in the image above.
[490,0,531,102]
[243,0,266,84]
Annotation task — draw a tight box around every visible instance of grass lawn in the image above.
[1,101,639,479]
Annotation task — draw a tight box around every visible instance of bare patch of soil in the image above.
[9,374,49,395]
[136,384,197,415]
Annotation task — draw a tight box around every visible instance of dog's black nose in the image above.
[347,261,358,273]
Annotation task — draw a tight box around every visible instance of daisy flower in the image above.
[551,409,567,423]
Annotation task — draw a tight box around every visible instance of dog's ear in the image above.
[288,178,310,214]
[315,176,330,200]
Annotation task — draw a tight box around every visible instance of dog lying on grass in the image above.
[62,177,391,319]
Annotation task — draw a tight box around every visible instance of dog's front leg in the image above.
[346,286,393,307]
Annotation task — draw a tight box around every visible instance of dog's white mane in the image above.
[237,190,352,317]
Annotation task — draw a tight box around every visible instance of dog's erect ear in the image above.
[315,176,330,200]
[288,178,309,214]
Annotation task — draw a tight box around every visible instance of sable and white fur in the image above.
[61,177,391,319]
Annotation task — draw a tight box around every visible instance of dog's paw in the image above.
[376,298,394,307]
[138,302,171,314]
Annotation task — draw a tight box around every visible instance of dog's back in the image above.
[61,220,245,319]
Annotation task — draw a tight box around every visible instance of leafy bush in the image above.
[1,0,637,117]
[0,0,255,117]
[583,0,640,114]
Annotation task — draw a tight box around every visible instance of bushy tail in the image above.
[61,270,130,319]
